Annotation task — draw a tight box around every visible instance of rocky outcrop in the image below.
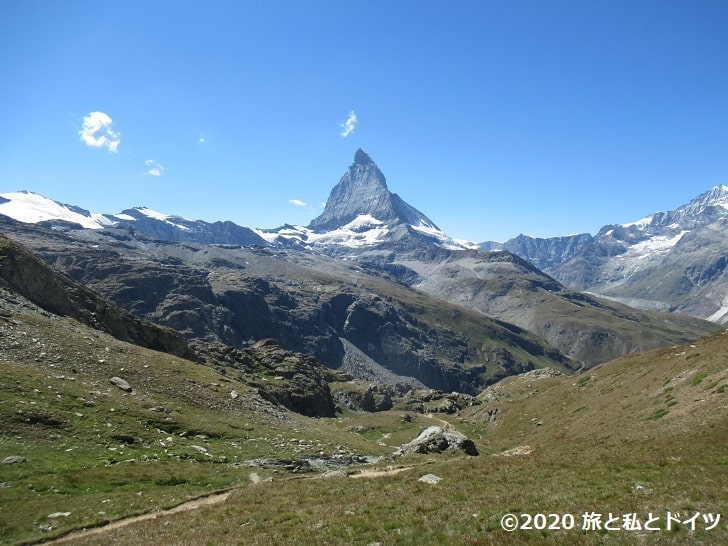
[196,339,336,418]
[392,426,479,457]
[401,389,480,415]
[331,382,397,413]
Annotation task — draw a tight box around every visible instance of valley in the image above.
[0,149,726,544]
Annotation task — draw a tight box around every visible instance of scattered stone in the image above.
[418,473,442,485]
[392,426,479,457]
[495,445,534,457]
[230,389,239,399]
[522,367,563,379]
[48,512,71,518]
[347,425,369,433]
[2,455,27,464]
[112,434,135,445]
[485,408,500,422]
[110,376,132,393]
[321,470,348,479]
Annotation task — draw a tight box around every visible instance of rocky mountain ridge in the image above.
[0,149,720,371]
[1,217,580,393]
[0,231,193,360]
[495,184,728,323]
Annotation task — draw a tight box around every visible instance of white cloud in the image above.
[198,134,206,145]
[339,110,357,138]
[144,159,164,177]
[289,199,306,207]
[79,111,120,152]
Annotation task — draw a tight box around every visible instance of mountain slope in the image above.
[396,249,715,367]
[0,151,720,367]
[261,149,471,253]
[0,231,193,359]
[1,217,577,393]
[3,284,724,545]
[500,185,728,323]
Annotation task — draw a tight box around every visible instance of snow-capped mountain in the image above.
[499,184,728,323]
[3,154,726,325]
[0,191,114,229]
[0,191,266,247]
[1,150,474,254]
[260,149,476,253]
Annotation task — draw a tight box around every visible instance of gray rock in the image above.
[2,455,27,464]
[418,473,442,484]
[392,426,479,457]
[110,376,132,392]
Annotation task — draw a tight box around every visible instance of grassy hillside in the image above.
[1,279,725,544]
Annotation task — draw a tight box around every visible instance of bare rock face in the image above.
[197,339,337,418]
[392,426,479,457]
[308,148,439,233]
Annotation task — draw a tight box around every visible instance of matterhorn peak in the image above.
[307,148,446,237]
[308,149,393,232]
[353,148,376,166]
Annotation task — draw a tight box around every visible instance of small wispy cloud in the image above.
[144,159,165,177]
[79,111,120,153]
[339,111,357,138]
[198,134,206,145]
[289,199,306,207]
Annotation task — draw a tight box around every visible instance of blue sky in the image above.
[1,1,727,242]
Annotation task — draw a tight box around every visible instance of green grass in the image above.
[1,312,727,545]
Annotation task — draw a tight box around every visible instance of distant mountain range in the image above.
[4,149,724,325]
[489,184,728,323]
[0,149,721,386]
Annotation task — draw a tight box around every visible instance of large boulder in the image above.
[392,426,479,457]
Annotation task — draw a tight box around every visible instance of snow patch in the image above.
[621,215,654,229]
[113,213,136,221]
[260,215,391,248]
[135,207,171,222]
[0,191,110,229]
[411,221,477,250]
[626,231,688,257]
[706,305,728,323]
[308,215,390,247]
